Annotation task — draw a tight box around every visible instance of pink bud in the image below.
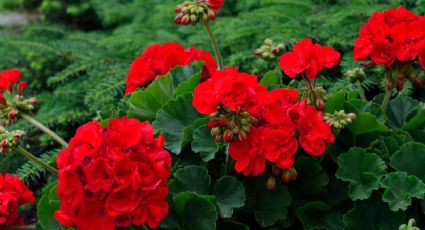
[223,129,233,143]
[1,139,7,148]
[8,111,16,120]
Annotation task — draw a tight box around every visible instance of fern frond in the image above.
[17,149,59,184]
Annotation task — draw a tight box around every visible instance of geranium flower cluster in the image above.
[125,42,217,95]
[279,38,340,79]
[193,67,334,176]
[0,173,35,227]
[54,117,171,230]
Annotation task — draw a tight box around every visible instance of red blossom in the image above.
[0,173,35,227]
[125,42,218,95]
[55,117,171,230]
[0,69,21,92]
[206,0,224,10]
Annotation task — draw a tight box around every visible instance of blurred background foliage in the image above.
[0,0,424,193]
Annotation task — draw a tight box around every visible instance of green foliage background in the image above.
[1,0,425,229]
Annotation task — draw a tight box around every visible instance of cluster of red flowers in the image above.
[55,117,171,230]
[125,42,217,95]
[353,6,425,68]
[279,38,340,79]
[0,69,27,106]
[193,67,334,176]
[0,173,35,227]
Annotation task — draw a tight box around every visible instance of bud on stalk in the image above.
[266,176,276,190]
[223,129,233,143]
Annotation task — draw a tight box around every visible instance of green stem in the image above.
[16,146,58,176]
[202,20,224,70]
[225,144,230,175]
[381,88,392,111]
[20,113,68,147]
[356,81,367,102]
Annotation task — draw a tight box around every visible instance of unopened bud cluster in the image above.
[0,126,24,154]
[255,39,285,60]
[306,86,328,111]
[208,107,258,143]
[0,96,37,126]
[266,166,297,190]
[324,110,356,129]
[175,1,217,25]
[347,67,366,83]
[385,65,423,91]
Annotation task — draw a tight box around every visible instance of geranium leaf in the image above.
[153,93,202,154]
[191,125,220,162]
[296,201,344,230]
[386,96,418,128]
[336,148,387,200]
[37,182,63,230]
[213,176,246,218]
[173,192,218,230]
[169,165,211,195]
[390,142,425,181]
[173,72,201,98]
[254,181,291,227]
[259,70,281,87]
[324,91,345,113]
[216,221,249,230]
[169,61,204,85]
[127,75,174,122]
[348,99,386,123]
[343,194,405,230]
[347,111,389,136]
[380,172,425,211]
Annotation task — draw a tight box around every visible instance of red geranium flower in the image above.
[206,0,224,10]
[55,117,171,230]
[125,42,218,95]
[0,69,21,91]
[370,39,396,66]
[279,38,340,79]
[0,173,35,227]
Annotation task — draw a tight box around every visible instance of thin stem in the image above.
[202,20,224,70]
[16,146,58,176]
[225,144,231,175]
[4,225,36,230]
[381,88,392,111]
[356,81,367,102]
[20,113,68,147]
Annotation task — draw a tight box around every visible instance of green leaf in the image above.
[343,194,405,230]
[174,192,218,230]
[296,201,344,230]
[216,221,249,230]
[289,156,329,201]
[259,70,281,87]
[403,110,425,131]
[213,176,246,218]
[390,142,425,181]
[336,148,387,200]
[191,125,219,162]
[380,172,425,211]
[173,72,201,98]
[348,99,386,123]
[386,96,418,128]
[127,75,173,122]
[153,93,202,154]
[37,182,63,230]
[254,181,291,227]
[324,91,345,113]
[170,61,204,86]
[169,165,211,195]
[347,111,389,136]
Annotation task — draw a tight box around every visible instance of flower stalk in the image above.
[20,112,68,147]
[202,19,224,69]
[16,146,58,176]
[381,88,392,111]
[356,81,367,102]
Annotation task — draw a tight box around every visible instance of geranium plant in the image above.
[1,1,425,230]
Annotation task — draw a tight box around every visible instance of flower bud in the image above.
[415,77,423,87]
[17,82,27,95]
[29,97,37,105]
[396,79,404,91]
[8,110,16,120]
[214,134,222,143]
[266,176,276,190]
[281,169,292,184]
[210,127,221,136]
[272,165,280,177]
[190,14,198,24]
[316,99,325,111]
[238,132,246,141]
[264,38,273,46]
[0,94,6,107]
[1,139,8,148]
[207,121,216,128]
[347,113,357,120]
[386,81,393,91]
[223,129,233,143]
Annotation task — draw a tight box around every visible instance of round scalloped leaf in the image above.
[390,142,425,182]
[37,182,62,230]
[254,182,291,227]
[336,148,387,200]
[380,172,425,211]
[343,195,405,230]
[153,93,202,155]
[173,192,218,230]
[169,165,211,195]
[191,125,220,162]
[386,96,418,128]
[296,201,344,230]
[213,176,246,218]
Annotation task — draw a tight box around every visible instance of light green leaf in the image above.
[213,176,245,218]
[347,112,389,136]
[380,172,425,211]
[390,142,425,181]
[336,148,387,200]
[37,182,63,230]
[259,70,281,87]
[169,165,211,195]
[173,72,201,98]
[153,93,202,154]
[191,125,219,162]
[324,91,345,113]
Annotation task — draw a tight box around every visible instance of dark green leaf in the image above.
[37,182,63,230]
[191,125,220,162]
[347,112,389,136]
[390,142,425,181]
[216,221,249,230]
[173,72,201,98]
[169,165,211,195]
[336,148,387,200]
[153,93,202,154]
[386,96,418,128]
[296,201,344,230]
[380,172,425,211]
[213,176,245,218]
[324,91,345,113]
